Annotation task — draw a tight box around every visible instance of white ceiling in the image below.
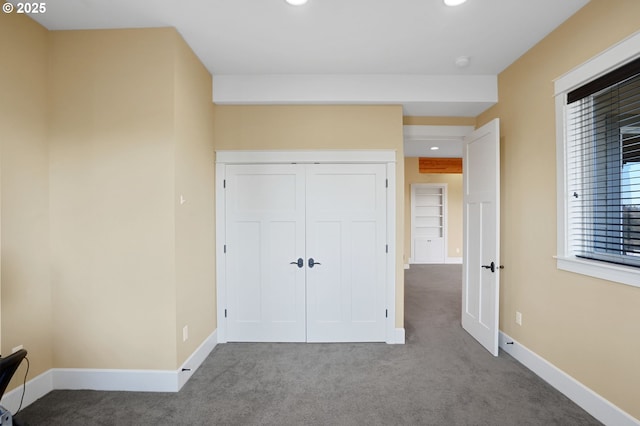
[18,0,590,116]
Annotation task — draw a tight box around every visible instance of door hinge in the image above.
[386,244,388,253]
[385,179,388,188]
[223,179,226,189]
[385,309,388,318]
[224,244,227,254]
[224,309,227,318]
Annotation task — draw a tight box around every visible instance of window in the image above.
[555,32,640,287]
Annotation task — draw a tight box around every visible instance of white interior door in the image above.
[225,163,386,343]
[462,119,501,356]
[225,164,306,342]
[306,164,387,342]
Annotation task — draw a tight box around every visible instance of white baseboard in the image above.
[52,368,179,393]
[177,328,218,390]
[54,329,218,393]
[446,257,462,264]
[499,332,640,426]
[387,328,405,344]
[0,329,218,415]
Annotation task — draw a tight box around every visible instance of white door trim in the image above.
[215,150,398,344]
[216,150,395,164]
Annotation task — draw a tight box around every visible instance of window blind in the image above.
[566,59,640,268]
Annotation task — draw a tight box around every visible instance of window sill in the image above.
[555,256,640,288]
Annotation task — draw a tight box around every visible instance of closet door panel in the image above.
[306,164,386,342]
[225,164,306,342]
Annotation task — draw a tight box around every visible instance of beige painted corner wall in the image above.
[49,28,178,370]
[174,34,217,364]
[0,8,53,390]
[48,28,217,370]
[477,0,640,418]
[213,105,405,326]
[403,159,462,263]
[0,23,219,375]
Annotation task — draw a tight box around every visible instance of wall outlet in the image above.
[12,345,23,353]
[182,325,189,342]
[515,311,523,326]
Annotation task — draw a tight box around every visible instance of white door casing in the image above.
[462,119,501,356]
[215,150,399,344]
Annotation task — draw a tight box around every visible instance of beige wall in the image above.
[49,28,178,370]
[404,159,462,263]
[477,0,640,418]
[214,105,405,326]
[48,28,217,370]
[0,8,53,389]
[0,17,217,385]
[174,34,217,364]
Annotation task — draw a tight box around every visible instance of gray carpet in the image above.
[14,265,600,425]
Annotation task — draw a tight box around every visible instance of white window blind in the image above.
[566,57,640,268]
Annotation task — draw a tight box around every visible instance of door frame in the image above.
[215,150,400,344]
[410,183,448,264]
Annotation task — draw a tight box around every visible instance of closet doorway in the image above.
[215,151,398,343]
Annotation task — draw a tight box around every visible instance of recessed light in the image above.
[286,0,308,5]
[444,0,467,6]
[430,147,440,151]
[455,56,470,68]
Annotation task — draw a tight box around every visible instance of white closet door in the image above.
[225,164,306,342]
[305,164,387,342]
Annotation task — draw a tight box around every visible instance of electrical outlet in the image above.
[515,311,523,326]
[182,325,189,342]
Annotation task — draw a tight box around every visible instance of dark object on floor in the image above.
[0,349,28,426]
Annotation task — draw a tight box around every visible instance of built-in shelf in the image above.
[411,184,447,263]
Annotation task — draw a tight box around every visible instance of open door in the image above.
[462,119,500,356]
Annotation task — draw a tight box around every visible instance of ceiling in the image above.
[403,125,474,158]
[18,0,590,117]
